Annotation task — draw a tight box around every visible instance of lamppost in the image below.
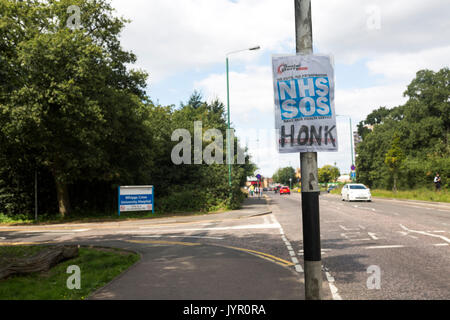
[337,114,355,181]
[226,46,260,187]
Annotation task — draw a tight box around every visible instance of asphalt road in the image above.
[267,191,450,300]
[0,193,449,299]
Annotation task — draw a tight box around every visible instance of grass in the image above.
[370,188,450,203]
[330,185,449,203]
[0,207,228,226]
[0,245,140,300]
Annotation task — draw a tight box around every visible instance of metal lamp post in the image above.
[337,114,355,181]
[226,46,260,187]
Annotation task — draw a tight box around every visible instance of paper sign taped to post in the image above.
[272,54,338,153]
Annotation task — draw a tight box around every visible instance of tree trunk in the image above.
[0,245,79,280]
[54,174,71,217]
[393,172,398,193]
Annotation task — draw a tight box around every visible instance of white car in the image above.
[341,183,372,202]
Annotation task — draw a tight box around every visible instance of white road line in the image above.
[323,269,342,300]
[19,229,90,233]
[270,214,303,273]
[368,232,378,240]
[339,225,360,231]
[365,245,405,249]
[400,224,450,244]
[133,235,224,240]
[134,223,281,233]
[433,243,449,247]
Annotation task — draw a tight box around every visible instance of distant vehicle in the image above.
[327,185,338,193]
[341,184,371,202]
[279,186,290,195]
[263,188,268,191]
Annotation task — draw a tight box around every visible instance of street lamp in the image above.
[226,46,260,187]
[337,114,355,181]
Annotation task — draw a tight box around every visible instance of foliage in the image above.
[356,68,450,190]
[272,167,296,186]
[318,165,340,184]
[0,0,255,219]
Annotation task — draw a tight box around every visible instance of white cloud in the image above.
[107,0,449,176]
[111,0,293,82]
[366,45,450,81]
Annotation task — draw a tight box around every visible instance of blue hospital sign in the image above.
[272,54,338,153]
[118,185,154,215]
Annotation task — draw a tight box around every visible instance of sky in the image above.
[110,0,450,177]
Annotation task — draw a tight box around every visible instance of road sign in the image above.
[256,174,262,180]
[350,171,356,179]
[272,54,338,153]
[351,164,356,171]
[118,185,154,216]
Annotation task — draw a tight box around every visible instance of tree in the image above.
[272,167,296,186]
[384,136,405,192]
[356,67,449,190]
[0,0,148,217]
[318,165,340,184]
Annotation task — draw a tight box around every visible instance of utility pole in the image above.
[295,0,323,300]
[34,169,38,221]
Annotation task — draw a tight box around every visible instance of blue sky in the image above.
[111,0,450,176]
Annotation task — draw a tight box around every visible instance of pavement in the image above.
[87,196,306,300]
[0,196,309,300]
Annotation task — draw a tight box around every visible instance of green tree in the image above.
[318,165,340,184]
[272,167,296,186]
[384,136,405,192]
[0,0,148,217]
[356,67,449,190]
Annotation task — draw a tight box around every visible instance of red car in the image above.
[279,186,290,195]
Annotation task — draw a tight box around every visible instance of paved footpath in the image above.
[51,197,306,300]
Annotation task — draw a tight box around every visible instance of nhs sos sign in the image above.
[272,54,338,153]
[278,76,331,119]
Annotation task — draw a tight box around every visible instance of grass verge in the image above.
[0,245,140,300]
[330,186,449,203]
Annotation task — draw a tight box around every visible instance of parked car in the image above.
[279,186,291,195]
[341,183,371,202]
[327,185,338,193]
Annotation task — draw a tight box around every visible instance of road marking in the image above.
[224,245,294,267]
[126,240,201,246]
[18,229,90,233]
[323,266,342,300]
[135,223,281,233]
[270,214,304,273]
[133,235,224,240]
[433,243,449,247]
[339,225,360,231]
[368,232,381,240]
[365,245,405,249]
[399,224,450,244]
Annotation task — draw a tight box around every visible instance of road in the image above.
[268,191,450,299]
[0,193,449,299]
